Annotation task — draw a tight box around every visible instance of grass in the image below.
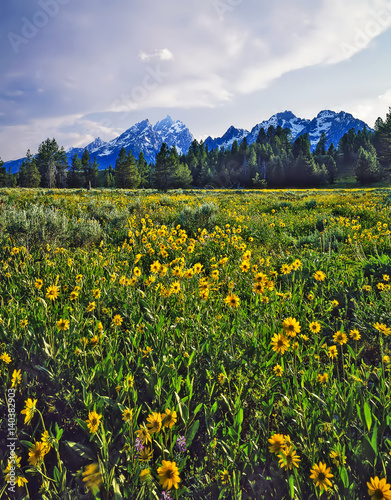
[0,187,390,499]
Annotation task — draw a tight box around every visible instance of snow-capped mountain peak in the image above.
[204,125,250,151]
[64,117,194,167]
[154,115,175,131]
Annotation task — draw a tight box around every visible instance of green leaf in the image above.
[340,467,349,488]
[188,349,196,366]
[356,403,362,422]
[363,401,372,432]
[175,392,185,424]
[288,474,295,499]
[53,466,61,484]
[20,440,34,449]
[370,422,378,456]
[235,408,244,430]
[55,423,63,440]
[305,389,326,407]
[228,426,239,442]
[34,364,55,380]
[193,402,203,416]
[64,440,95,460]
[362,436,376,464]
[346,344,356,359]
[186,419,199,449]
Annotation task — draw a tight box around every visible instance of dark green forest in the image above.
[1,107,391,190]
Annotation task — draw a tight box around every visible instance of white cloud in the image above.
[139,48,174,62]
[379,88,391,102]
[234,0,391,94]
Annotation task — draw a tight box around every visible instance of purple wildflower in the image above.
[176,435,187,453]
[160,492,172,500]
[134,437,144,453]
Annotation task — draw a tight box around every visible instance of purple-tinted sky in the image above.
[1,0,391,161]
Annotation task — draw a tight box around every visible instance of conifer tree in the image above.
[115,148,140,188]
[327,143,337,158]
[81,150,92,188]
[256,128,267,145]
[355,146,380,184]
[315,132,327,156]
[325,157,338,184]
[126,150,141,188]
[26,150,41,187]
[68,154,83,188]
[114,147,128,188]
[291,135,317,186]
[48,157,57,188]
[239,137,248,152]
[153,143,173,191]
[231,140,239,155]
[171,147,192,188]
[104,166,115,188]
[0,157,8,187]
[186,143,199,182]
[267,126,276,143]
[374,107,391,172]
[35,138,67,188]
[18,160,28,187]
[136,151,150,188]
[337,129,357,174]
[90,158,99,188]
[18,150,41,187]
[55,147,68,187]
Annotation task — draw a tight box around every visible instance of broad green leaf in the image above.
[363,401,372,432]
[193,402,203,416]
[186,419,199,448]
[340,467,349,488]
[235,408,244,429]
[288,474,295,499]
[53,466,61,484]
[370,422,378,456]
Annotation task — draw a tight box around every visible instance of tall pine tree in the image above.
[81,150,92,188]
[35,138,67,188]
[136,151,150,188]
[0,157,8,187]
[115,148,140,188]
[374,107,391,173]
[153,143,173,191]
[355,146,380,184]
[68,154,83,188]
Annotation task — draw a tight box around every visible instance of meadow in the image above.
[0,187,390,500]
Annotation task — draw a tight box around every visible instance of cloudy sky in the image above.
[1,0,391,161]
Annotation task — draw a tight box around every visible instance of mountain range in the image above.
[4,111,372,172]
[204,110,371,152]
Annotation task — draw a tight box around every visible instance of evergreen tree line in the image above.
[1,107,390,189]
